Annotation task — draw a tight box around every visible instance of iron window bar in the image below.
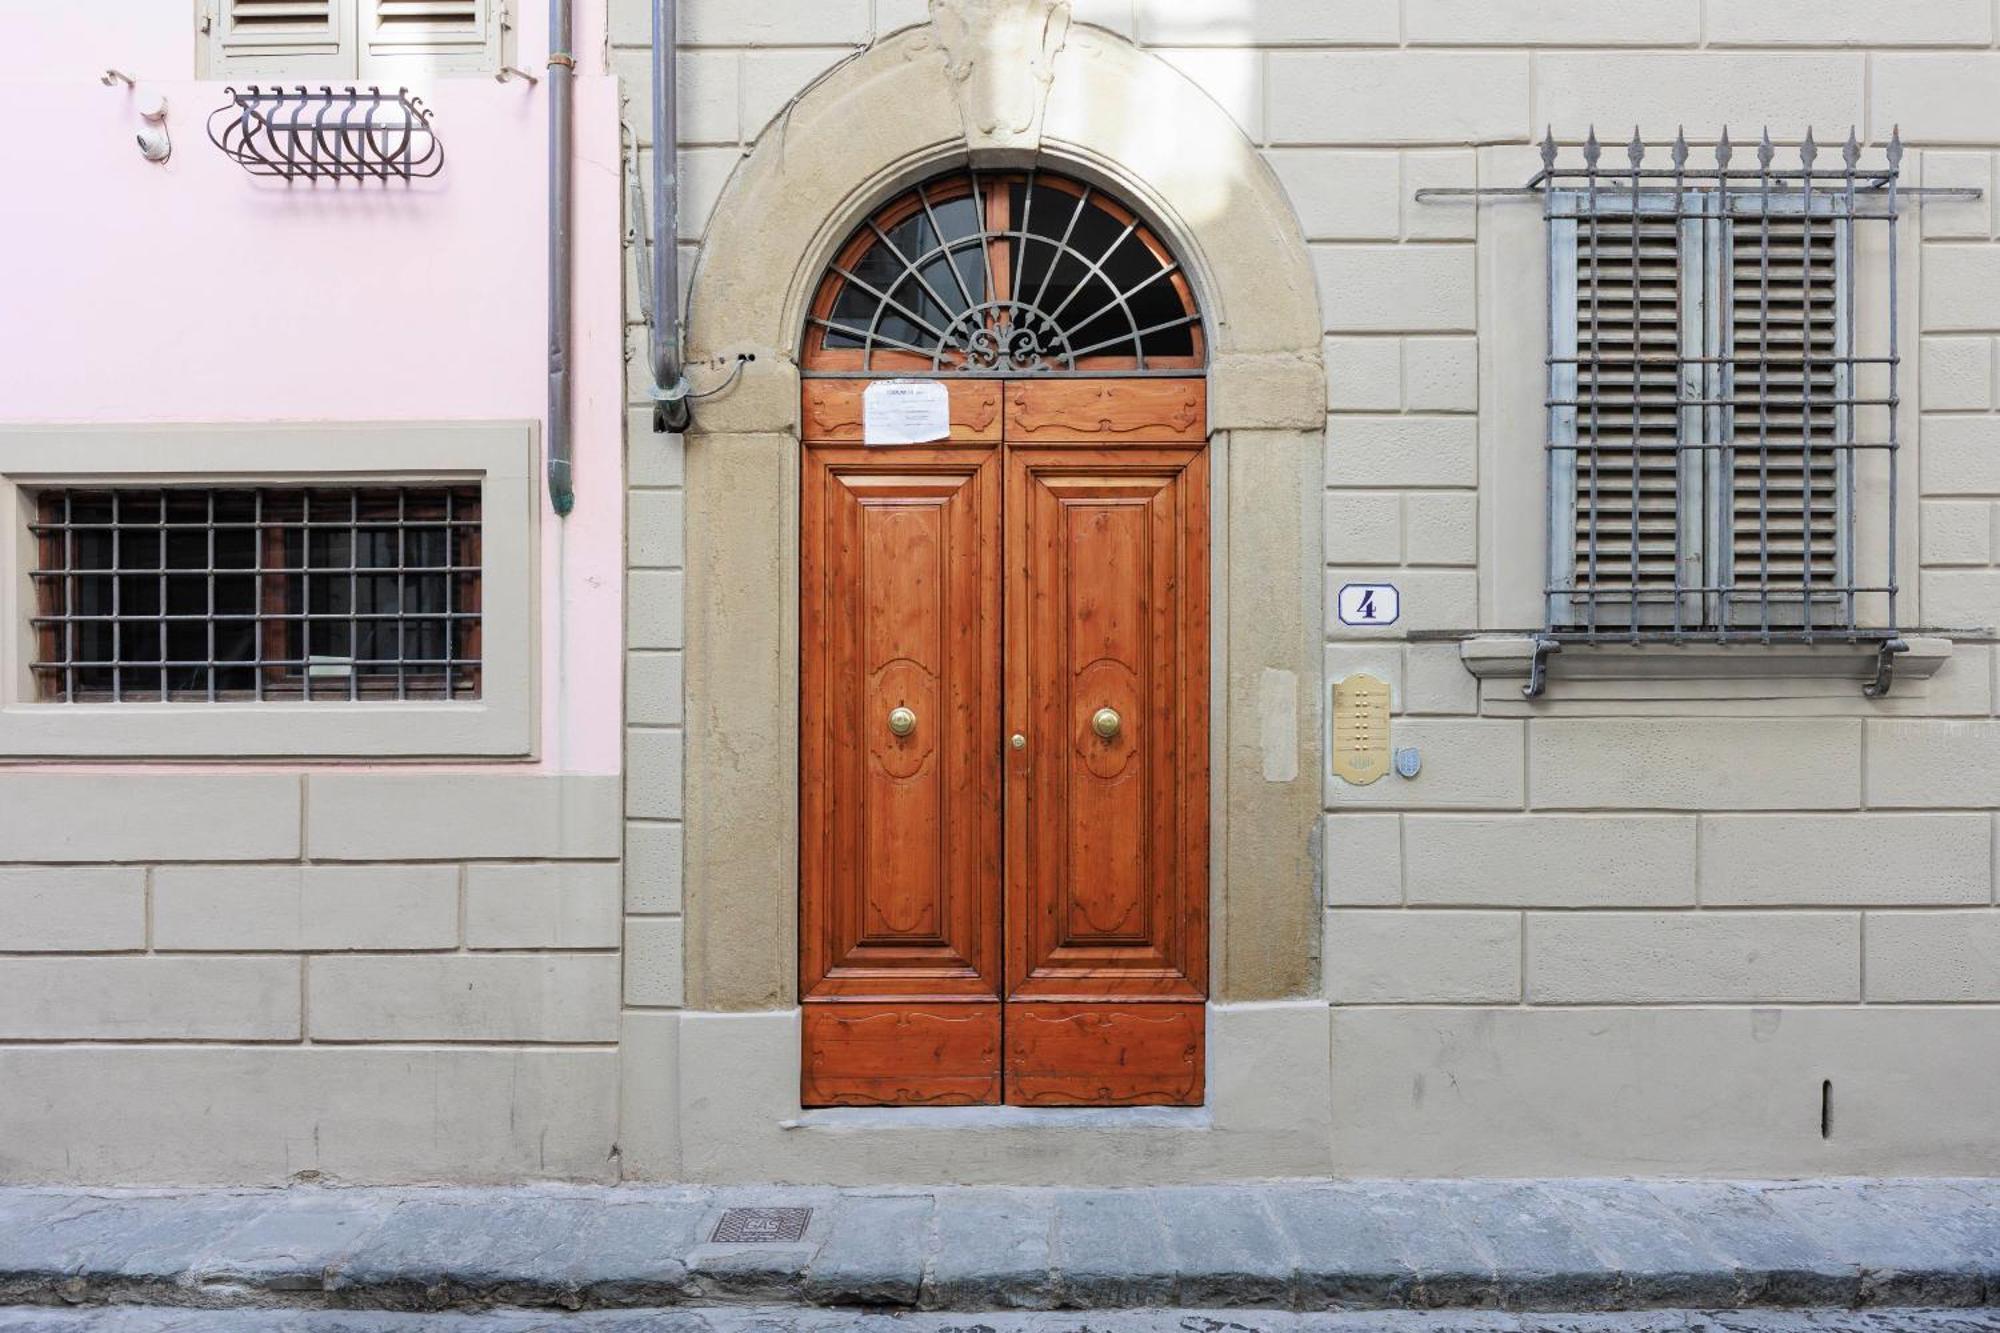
[1427,127,1978,699]
[28,486,482,704]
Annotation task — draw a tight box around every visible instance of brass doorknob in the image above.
[887,707,917,737]
[1092,707,1122,739]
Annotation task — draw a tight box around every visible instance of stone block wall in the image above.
[0,774,622,1184]
[611,0,932,1033]
[613,0,2000,1176]
[10,0,1997,1187]
[1290,6,2000,1171]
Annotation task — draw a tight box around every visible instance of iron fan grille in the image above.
[803,169,1205,376]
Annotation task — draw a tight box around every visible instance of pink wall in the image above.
[0,3,623,774]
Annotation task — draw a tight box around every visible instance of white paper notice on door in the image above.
[862,379,951,445]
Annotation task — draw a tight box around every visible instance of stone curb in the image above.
[0,1180,1994,1315]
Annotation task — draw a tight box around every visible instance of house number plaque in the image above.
[1331,673,1391,786]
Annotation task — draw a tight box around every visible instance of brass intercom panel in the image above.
[1331,673,1391,786]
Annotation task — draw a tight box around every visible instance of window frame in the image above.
[199,0,509,82]
[0,423,535,759]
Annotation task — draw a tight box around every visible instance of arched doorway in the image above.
[670,12,1330,1180]
[797,168,1211,1107]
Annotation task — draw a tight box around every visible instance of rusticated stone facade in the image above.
[6,0,2000,1185]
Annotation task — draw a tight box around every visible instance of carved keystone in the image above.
[930,0,1073,150]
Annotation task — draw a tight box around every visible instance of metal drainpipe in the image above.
[650,0,691,433]
[546,0,576,515]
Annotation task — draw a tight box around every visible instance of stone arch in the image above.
[676,8,1326,1020]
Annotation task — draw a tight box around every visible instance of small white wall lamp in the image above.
[136,92,172,163]
[101,70,170,163]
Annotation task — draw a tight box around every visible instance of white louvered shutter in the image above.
[359,0,505,79]
[202,0,358,79]
[1724,207,1847,627]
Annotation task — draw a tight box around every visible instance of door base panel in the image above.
[801,1003,1002,1107]
[801,1002,1206,1107]
[1003,1002,1205,1107]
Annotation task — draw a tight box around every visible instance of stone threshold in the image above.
[0,1179,1995,1315]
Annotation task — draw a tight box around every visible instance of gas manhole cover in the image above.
[712,1206,813,1244]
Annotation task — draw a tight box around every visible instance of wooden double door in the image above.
[799,376,1210,1107]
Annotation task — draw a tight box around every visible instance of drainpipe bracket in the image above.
[547,457,575,517]
[651,377,692,434]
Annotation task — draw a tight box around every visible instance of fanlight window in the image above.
[804,169,1204,375]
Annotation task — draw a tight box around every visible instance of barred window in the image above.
[30,486,481,703]
[1542,130,1901,646]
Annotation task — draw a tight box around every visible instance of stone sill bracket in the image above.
[1461,634,1955,702]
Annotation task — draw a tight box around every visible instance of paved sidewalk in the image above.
[0,1180,1996,1315]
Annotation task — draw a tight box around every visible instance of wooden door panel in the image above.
[801,447,1001,1002]
[1004,447,1209,1004]
[800,389,1211,1111]
[1004,1001,1205,1107]
[1004,379,1206,444]
[802,1002,1001,1106]
[802,380,1003,444]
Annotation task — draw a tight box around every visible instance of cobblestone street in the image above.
[3,1307,2000,1332]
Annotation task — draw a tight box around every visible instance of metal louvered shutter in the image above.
[1551,189,1851,633]
[1569,206,1699,628]
[1725,206,1849,628]
[1548,192,1710,630]
[202,0,356,79]
[1535,132,1905,695]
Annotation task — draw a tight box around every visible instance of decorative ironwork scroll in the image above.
[207,86,444,183]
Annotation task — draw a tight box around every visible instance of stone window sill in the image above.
[1458,635,1955,713]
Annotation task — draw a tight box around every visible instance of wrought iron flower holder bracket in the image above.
[207,86,443,183]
